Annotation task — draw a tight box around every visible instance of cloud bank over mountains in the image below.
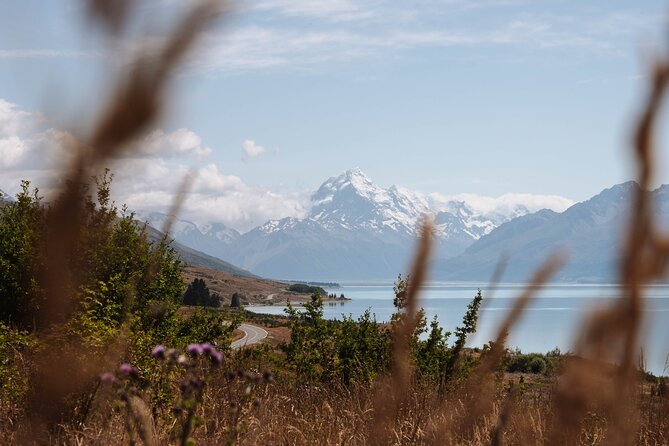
[0,98,308,232]
[0,97,573,233]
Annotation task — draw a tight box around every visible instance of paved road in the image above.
[231,324,268,350]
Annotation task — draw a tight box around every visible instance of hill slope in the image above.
[432,182,661,283]
[142,224,256,278]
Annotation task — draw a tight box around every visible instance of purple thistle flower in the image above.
[201,342,214,355]
[151,345,166,360]
[187,343,203,356]
[118,363,139,379]
[99,372,116,385]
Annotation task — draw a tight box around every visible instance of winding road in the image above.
[231,324,268,350]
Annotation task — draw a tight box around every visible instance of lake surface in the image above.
[247,283,669,375]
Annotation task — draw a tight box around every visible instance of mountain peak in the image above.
[313,168,380,201]
[344,166,368,178]
[339,167,373,190]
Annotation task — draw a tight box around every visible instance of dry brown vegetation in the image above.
[2,1,669,445]
[183,265,341,305]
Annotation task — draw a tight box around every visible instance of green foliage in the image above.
[0,173,185,340]
[441,289,483,383]
[281,295,391,384]
[392,274,409,314]
[0,181,44,328]
[390,276,484,385]
[333,309,392,383]
[281,276,485,387]
[62,172,185,352]
[0,322,38,404]
[288,283,326,295]
[282,295,331,380]
[414,316,451,379]
[183,278,220,307]
[175,309,238,348]
[505,352,555,375]
[0,173,248,419]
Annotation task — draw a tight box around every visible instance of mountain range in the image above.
[138,169,579,281]
[433,182,651,283]
[3,170,663,283]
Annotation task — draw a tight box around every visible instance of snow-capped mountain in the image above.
[135,168,574,280]
[251,169,554,244]
[215,169,571,280]
[308,168,430,235]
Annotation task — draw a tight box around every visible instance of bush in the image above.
[288,283,326,295]
[506,352,553,375]
[281,295,392,383]
[0,322,38,404]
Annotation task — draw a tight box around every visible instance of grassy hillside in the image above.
[143,224,257,278]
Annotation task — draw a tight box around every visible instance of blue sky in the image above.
[0,0,667,230]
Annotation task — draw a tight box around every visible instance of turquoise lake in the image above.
[247,283,669,375]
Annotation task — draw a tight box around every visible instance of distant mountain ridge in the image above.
[136,211,240,256]
[432,181,668,283]
[141,224,255,278]
[139,169,573,280]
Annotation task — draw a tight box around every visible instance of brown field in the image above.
[182,264,346,305]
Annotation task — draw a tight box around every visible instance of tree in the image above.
[183,278,220,307]
[0,181,44,328]
[0,174,185,332]
[230,292,242,308]
[282,294,391,384]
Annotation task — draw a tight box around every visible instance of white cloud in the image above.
[429,192,574,215]
[0,3,659,75]
[252,0,379,22]
[134,128,213,159]
[0,137,27,168]
[0,98,309,233]
[242,139,267,158]
[0,99,75,173]
[0,49,99,59]
[191,8,658,75]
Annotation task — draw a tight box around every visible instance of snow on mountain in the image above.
[304,168,571,243]
[210,169,575,280]
[308,168,430,235]
[433,181,654,283]
[134,169,575,280]
[428,192,574,239]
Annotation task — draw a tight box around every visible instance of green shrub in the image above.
[288,283,326,295]
[0,322,38,404]
[281,295,391,384]
[506,352,553,375]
